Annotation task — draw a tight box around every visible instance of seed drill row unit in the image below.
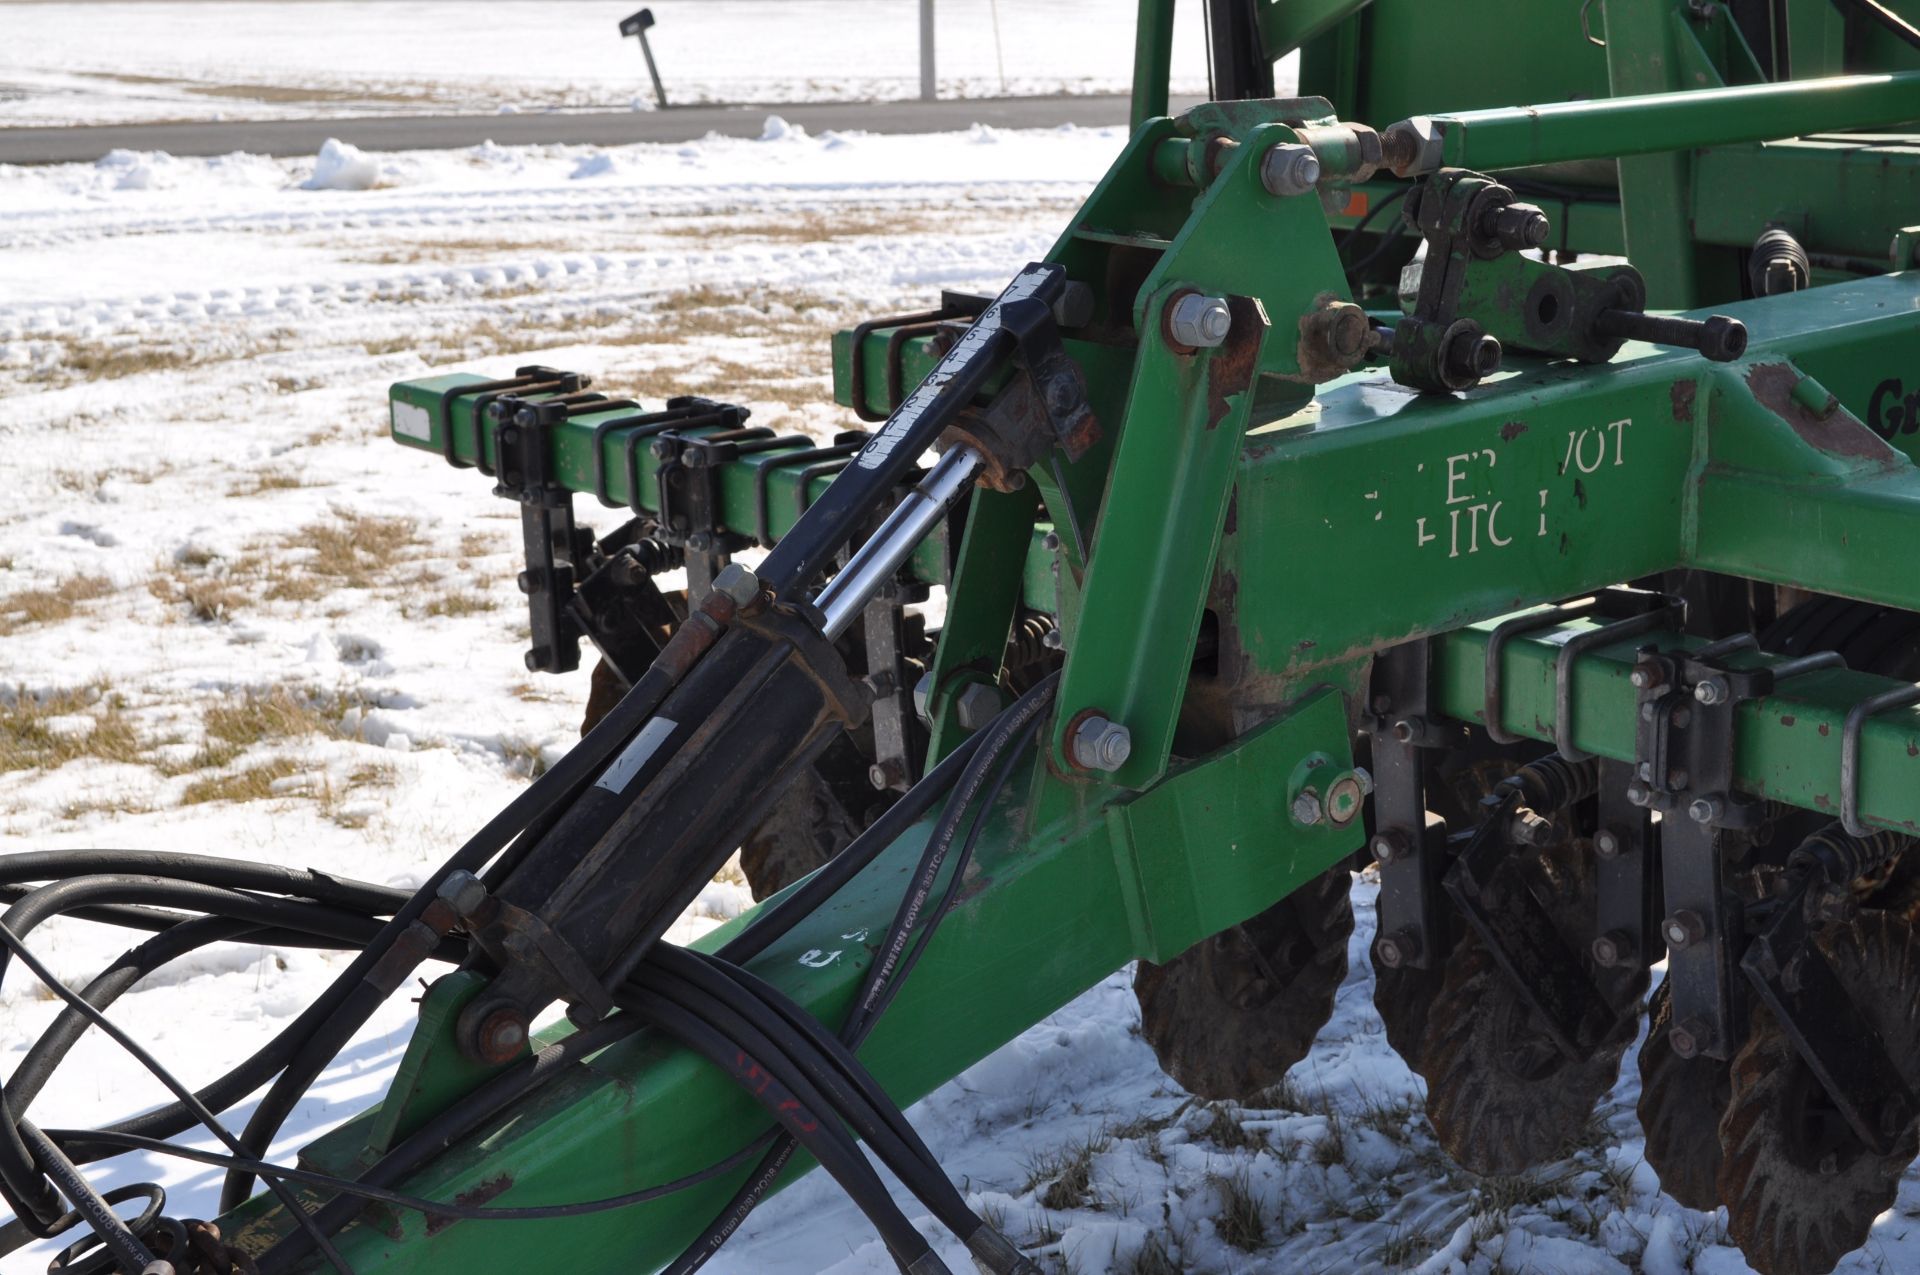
[6,2,1920,1274]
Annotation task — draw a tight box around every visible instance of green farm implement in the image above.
[8,2,1920,1274]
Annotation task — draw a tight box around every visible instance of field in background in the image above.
[0,0,1225,127]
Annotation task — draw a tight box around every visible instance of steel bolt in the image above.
[1509,809,1560,847]
[868,759,905,790]
[1391,717,1423,744]
[912,671,937,722]
[954,682,1004,732]
[1663,909,1707,950]
[1591,929,1637,968]
[1041,531,1062,552]
[712,563,762,607]
[1694,676,1731,706]
[1290,787,1325,827]
[473,1008,530,1065]
[1325,770,1370,827]
[1668,1016,1710,1060]
[1167,292,1233,349]
[1689,795,1724,825]
[1375,929,1421,969]
[1041,627,1065,651]
[1071,715,1133,772]
[1484,202,1550,251]
[437,869,489,917]
[1259,143,1322,197]
[1370,830,1410,864]
[1666,768,1690,790]
[652,439,676,460]
[523,646,549,672]
[1625,780,1651,806]
[1442,327,1502,384]
[1594,828,1623,859]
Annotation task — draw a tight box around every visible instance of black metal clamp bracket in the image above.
[1630,632,1848,1060]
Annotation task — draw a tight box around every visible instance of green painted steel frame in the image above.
[345,70,1920,1275]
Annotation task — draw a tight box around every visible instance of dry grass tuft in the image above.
[1210,1166,1268,1252]
[0,683,141,773]
[0,575,116,634]
[180,758,303,806]
[269,511,424,598]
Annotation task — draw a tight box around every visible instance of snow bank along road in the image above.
[4,122,1919,1274]
[0,95,1181,167]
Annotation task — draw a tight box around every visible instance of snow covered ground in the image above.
[0,1,1221,127]
[3,113,1920,1275]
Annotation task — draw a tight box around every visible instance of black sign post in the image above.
[619,9,669,110]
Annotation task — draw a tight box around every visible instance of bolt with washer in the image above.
[1291,787,1325,826]
[1260,143,1321,197]
[1168,293,1232,349]
[1071,715,1132,772]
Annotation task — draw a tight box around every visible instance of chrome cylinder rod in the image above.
[814,446,983,640]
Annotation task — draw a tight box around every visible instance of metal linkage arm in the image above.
[1383,71,1920,175]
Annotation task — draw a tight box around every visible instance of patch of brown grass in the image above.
[227,469,311,498]
[53,339,199,381]
[0,683,142,773]
[181,758,303,805]
[0,575,115,634]
[269,511,424,597]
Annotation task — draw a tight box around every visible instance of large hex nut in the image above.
[1167,293,1232,349]
[1071,715,1133,772]
[954,682,1004,732]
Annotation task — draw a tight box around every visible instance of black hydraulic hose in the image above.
[0,1182,163,1267]
[847,675,1056,1042]
[0,883,197,933]
[622,986,939,1272]
[0,876,377,1228]
[0,879,465,963]
[666,675,1057,1275]
[0,851,411,914]
[685,950,981,1236]
[0,920,357,1275]
[9,917,256,1117]
[0,884,423,952]
[850,721,1038,1034]
[718,725,989,965]
[15,1123,153,1274]
[0,877,392,977]
[641,953,971,1238]
[220,651,694,1211]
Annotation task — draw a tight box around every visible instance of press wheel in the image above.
[1134,864,1353,1100]
[1719,910,1920,1275]
[1417,842,1647,1176]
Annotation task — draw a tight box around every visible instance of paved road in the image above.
[0,94,1166,165]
